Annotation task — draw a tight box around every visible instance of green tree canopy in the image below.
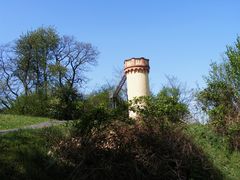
[0,27,99,108]
[198,36,240,149]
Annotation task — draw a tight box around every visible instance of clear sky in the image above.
[0,0,240,93]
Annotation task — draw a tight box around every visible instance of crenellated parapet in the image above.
[124,58,150,74]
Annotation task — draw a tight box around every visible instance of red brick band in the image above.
[124,58,150,74]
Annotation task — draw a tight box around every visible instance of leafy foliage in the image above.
[198,36,240,150]
[48,84,83,120]
[72,86,129,142]
[186,124,240,179]
[73,106,112,138]
[15,27,60,95]
[85,86,112,108]
[9,84,84,120]
[130,86,189,128]
[9,92,49,117]
[0,27,99,109]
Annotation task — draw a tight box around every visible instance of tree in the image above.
[0,27,99,109]
[0,45,19,107]
[197,36,240,150]
[198,37,240,123]
[52,36,98,88]
[15,27,60,95]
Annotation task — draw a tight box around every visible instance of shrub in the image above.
[130,86,189,129]
[86,87,111,108]
[227,120,240,151]
[72,104,129,142]
[9,92,49,117]
[73,105,112,137]
[9,84,84,120]
[50,84,222,179]
[72,86,129,143]
[53,116,222,179]
[84,86,128,120]
[48,85,83,120]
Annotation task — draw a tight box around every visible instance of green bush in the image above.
[9,85,84,120]
[73,106,129,139]
[130,86,189,129]
[85,86,128,120]
[72,87,129,141]
[226,121,240,151]
[86,87,111,108]
[73,105,112,136]
[48,85,83,120]
[9,92,49,117]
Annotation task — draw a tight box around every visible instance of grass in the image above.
[0,114,239,179]
[186,124,240,180]
[0,114,49,130]
[0,125,71,180]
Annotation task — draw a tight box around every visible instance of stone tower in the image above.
[124,57,150,118]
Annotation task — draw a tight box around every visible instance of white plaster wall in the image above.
[126,71,150,118]
[126,71,150,101]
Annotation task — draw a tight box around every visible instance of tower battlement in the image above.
[124,57,150,74]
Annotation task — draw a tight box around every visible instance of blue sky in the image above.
[0,0,240,93]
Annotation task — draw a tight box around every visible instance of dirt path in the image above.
[0,120,67,135]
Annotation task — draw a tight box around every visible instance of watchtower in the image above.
[124,57,150,118]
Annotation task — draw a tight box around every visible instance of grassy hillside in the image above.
[0,126,71,180]
[186,124,240,180]
[0,114,49,130]
[0,115,239,179]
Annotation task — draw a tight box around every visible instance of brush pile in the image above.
[52,120,222,180]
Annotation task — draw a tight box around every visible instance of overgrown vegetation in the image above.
[9,92,50,117]
[48,84,84,120]
[46,85,222,180]
[186,124,240,180]
[52,122,223,180]
[198,36,240,150]
[130,85,189,126]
